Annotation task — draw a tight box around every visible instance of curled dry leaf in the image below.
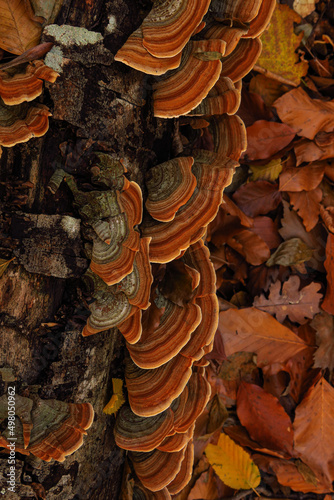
[205,433,261,490]
[266,238,313,267]
[257,4,309,85]
[243,120,296,161]
[218,308,308,367]
[232,180,282,218]
[279,163,325,192]
[322,233,334,315]
[288,188,322,232]
[293,377,334,486]
[274,87,334,140]
[237,381,294,455]
[253,275,322,324]
[311,311,334,371]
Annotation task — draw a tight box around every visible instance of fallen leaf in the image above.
[253,275,322,323]
[249,159,283,182]
[243,120,296,161]
[237,382,294,455]
[247,264,280,297]
[0,0,42,55]
[322,233,334,314]
[237,89,274,127]
[311,311,334,371]
[0,257,14,278]
[225,425,290,459]
[221,195,253,228]
[320,205,334,234]
[253,454,332,493]
[293,0,318,18]
[248,216,282,250]
[294,377,334,485]
[257,4,309,85]
[218,308,308,367]
[233,181,282,217]
[289,188,322,231]
[249,74,289,107]
[206,395,229,434]
[266,238,313,267]
[274,87,334,140]
[205,433,261,490]
[103,378,125,415]
[226,229,270,266]
[279,163,325,192]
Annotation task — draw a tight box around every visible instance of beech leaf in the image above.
[294,377,334,485]
[205,433,261,490]
[274,87,334,140]
[218,308,308,367]
[253,275,322,324]
[310,312,334,371]
[257,4,309,85]
[250,159,283,182]
[0,0,42,55]
[279,163,325,192]
[237,382,294,455]
[243,120,296,161]
[233,181,282,218]
[103,378,125,415]
[266,238,313,267]
[289,188,322,232]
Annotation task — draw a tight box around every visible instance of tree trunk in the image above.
[0,0,169,498]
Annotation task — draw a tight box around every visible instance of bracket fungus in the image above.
[0,395,94,462]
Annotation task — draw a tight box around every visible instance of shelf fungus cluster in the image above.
[0,60,58,147]
[0,395,94,462]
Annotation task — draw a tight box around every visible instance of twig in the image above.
[253,65,298,87]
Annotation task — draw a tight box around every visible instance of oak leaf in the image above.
[253,275,322,324]
[310,312,334,371]
[279,163,325,192]
[274,87,334,140]
[243,120,296,161]
[232,181,282,218]
[289,188,322,231]
[218,308,308,367]
[250,159,283,182]
[205,433,261,490]
[0,0,42,55]
[237,382,294,455]
[322,232,334,314]
[294,377,334,485]
[257,4,309,85]
[266,238,313,267]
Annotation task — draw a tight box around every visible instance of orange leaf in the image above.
[233,181,282,217]
[226,229,270,266]
[237,381,294,455]
[218,307,308,367]
[274,87,334,140]
[294,377,334,485]
[311,312,334,371]
[322,232,334,314]
[279,163,325,192]
[288,188,322,231]
[243,120,296,161]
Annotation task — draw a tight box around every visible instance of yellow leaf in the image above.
[103,378,125,415]
[250,159,283,182]
[257,4,309,85]
[0,257,14,278]
[0,0,42,55]
[205,433,261,490]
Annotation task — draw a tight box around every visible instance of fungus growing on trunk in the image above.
[189,76,241,116]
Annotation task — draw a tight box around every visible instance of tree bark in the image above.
[0,0,169,498]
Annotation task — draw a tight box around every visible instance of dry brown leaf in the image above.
[322,232,334,315]
[218,308,308,367]
[243,120,296,161]
[289,188,322,231]
[295,139,334,165]
[279,163,325,192]
[221,195,253,228]
[227,229,270,266]
[232,181,282,218]
[266,238,313,267]
[253,275,322,324]
[320,205,334,233]
[237,382,294,455]
[274,88,334,140]
[311,312,334,371]
[293,0,318,18]
[248,216,282,250]
[249,74,289,107]
[294,377,334,486]
[0,0,42,55]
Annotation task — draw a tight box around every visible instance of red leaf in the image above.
[243,120,296,161]
[248,216,282,249]
[322,232,334,314]
[279,163,325,192]
[233,181,282,217]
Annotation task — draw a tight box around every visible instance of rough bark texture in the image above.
[0,0,171,498]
